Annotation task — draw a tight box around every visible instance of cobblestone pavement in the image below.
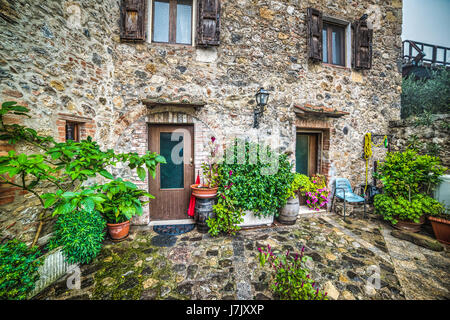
[34,213,449,300]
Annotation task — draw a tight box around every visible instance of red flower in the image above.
[211,136,216,143]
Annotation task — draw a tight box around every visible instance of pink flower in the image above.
[211,136,216,143]
[229,170,233,177]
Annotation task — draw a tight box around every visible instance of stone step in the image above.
[298,206,329,217]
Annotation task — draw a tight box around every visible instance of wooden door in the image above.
[296,133,318,176]
[149,124,194,221]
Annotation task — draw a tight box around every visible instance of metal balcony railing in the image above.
[403,40,450,67]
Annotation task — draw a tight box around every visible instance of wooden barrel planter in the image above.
[277,196,300,225]
[195,197,217,233]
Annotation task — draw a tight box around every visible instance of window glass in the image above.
[332,28,344,65]
[176,0,192,44]
[323,22,346,66]
[160,132,184,189]
[153,0,170,43]
[322,27,328,63]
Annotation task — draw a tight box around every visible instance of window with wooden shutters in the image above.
[196,0,220,47]
[352,20,373,70]
[120,0,146,41]
[307,8,323,62]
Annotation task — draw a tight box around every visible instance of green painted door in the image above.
[296,134,309,175]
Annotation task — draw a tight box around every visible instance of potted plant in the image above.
[191,136,220,199]
[428,203,449,245]
[278,173,307,225]
[97,178,154,241]
[374,194,444,232]
[374,149,447,232]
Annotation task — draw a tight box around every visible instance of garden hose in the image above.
[363,133,388,194]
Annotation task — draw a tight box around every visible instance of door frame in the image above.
[147,123,195,222]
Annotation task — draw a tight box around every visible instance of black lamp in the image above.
[253,88,270,128]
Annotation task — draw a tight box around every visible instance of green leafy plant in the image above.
[286,173,312,199]
[258,245,328,300]
[373,149,447,199]
[48,209,106,264]
[0,101,165,246]
[0,239,43,300]
[374,193,445,224]
[218,139,295,218]
[96,178,154,224]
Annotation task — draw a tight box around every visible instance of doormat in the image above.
[153,224,195,236]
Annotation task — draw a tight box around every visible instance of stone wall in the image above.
[389,114,450,168]
[0,0,402,242]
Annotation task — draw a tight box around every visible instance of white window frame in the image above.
[147,0,197,46]
[322,15,352,68]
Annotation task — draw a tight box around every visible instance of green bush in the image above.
[48,210,106,264]
[401,69,450,119]
[373,149,447,198]
[374,193,445,224]
[0,239,43,300]
[218,140,295,218]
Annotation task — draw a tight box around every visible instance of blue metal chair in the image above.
[329,178,366,221]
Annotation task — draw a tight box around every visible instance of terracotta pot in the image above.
[393,215,425,233]
[107,220,130,241]
[191,184,218,199]
[428,216,450,245]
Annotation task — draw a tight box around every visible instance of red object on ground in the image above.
[187,173,200,217]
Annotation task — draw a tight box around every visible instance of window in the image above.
[65,122,80,142]
[323,22,346,66]
[152,0,193,45]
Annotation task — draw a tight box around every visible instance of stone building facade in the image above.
[0,0,403,242]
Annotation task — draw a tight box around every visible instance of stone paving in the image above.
[34,212,449,300]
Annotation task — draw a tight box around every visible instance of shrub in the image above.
[286,173,312,199]
[374,193,445,224]
[373,149,447,199]
[401,69,450,119]
[258,245,328,300]
[0,239,43,300]
[218,139,295,218]
[48,210,106,264]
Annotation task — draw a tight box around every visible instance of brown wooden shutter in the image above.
[120,0,146,41]
[306,8,323,62]
[352,20,373,70]
[196,0,221,47]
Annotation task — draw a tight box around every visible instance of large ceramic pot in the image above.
[428,216,450,245]
[393,215,425,233]
[107,220,130,241]
[195,197,217,233]
[277,195,300,225]
[191,184,218,199]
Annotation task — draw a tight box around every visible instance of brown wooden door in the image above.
[149,124,194,221]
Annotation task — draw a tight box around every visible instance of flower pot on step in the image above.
[191,184,218,199]
[107,220,130,241]
[393,215,425,233]
[428,216,450,245]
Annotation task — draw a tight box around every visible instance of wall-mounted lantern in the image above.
[253,87,270,129]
